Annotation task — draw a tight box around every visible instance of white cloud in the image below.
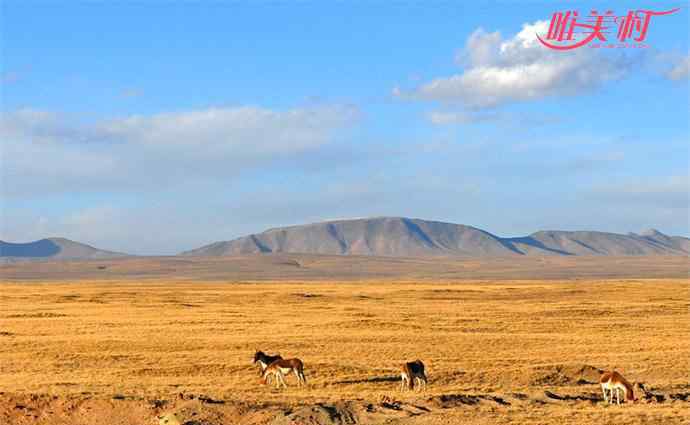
[427,109,561,127]
[0,105,359,198]
[427,111,502,125]
[666,54,689,81]
[456,28,502,67]
[396,21,630,107]
[99,105,357,152]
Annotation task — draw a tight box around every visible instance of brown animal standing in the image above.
[262,358,307,389]
[252,350,283,376]
[400,360,427,391]
[600,371,636,405]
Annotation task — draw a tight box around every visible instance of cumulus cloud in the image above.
[396,21,631,107]
[0,105,360,198]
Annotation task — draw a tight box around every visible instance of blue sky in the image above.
[1,1,688,254]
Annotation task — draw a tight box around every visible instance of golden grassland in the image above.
[1,278,689,424]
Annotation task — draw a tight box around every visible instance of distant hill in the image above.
[181,217,690,257]
[0,238,127,260]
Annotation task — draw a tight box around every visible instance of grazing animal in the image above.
[262,358,307,389]
[400,360,427,391]
[600,371,636,405]
[253,350,283,376]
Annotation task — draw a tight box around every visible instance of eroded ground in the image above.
[1,279,688,424]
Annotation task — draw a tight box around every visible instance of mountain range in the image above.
[180,217,690,257]
[2,217,688,260]
[0,238,126,260]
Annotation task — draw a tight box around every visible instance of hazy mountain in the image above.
[181,217,689,257]
[634,228,690,254]
[510,230,688,256]
[0,238,127,260]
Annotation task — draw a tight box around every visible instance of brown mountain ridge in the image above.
[0,238,127,260]
[181,217,689,257]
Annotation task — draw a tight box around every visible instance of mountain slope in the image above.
[634,229,690,254]
[182,217,520,257]
[516,230,685,256]
[182,217,689,257]
[0,238,128,260]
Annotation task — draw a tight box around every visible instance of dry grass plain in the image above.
[2,254,688,281]
[1,270,689,424]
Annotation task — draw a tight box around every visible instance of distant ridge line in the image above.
[0,237,127,260]
[180,217,690,258]
[3,218,688,259]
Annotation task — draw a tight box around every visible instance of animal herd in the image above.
[253,350,637,405]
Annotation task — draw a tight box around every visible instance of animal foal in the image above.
[262,358,307,389]
[600,371,636,405]
[253,350,282,376]
[400,360,427,391]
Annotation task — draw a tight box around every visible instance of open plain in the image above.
[1,255,689,424]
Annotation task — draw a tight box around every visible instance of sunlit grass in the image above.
[0,278,688,424]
